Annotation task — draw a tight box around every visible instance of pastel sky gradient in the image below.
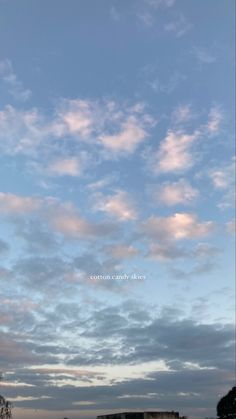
[0,1,235,419]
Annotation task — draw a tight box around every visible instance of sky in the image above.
[0,1,235,419]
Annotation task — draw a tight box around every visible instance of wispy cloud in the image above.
[193,47,217,64]
[209,159,235,209]
[207,107,223,135]
[145,0,175,8]
[164,13,192,37]
[110,5,121,22]
[148,71,186,94]
[138,0,175,27]
[104,244,139,260]
[171,104,193,125]
[0,105,49,155]
[0,59,31,102]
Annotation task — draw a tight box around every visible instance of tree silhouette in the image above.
[217,387,236,419]
[0,374,13,419]
[0,395,12,419]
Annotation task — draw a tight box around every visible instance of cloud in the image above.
[207,107,223,135]
[226,220,235,235]
[0,59,31,102]
[0,105,50,155]
[164,14,192,37]
[110,6,121,22]
[142,213,214,241]
[4,368,234,416]
[1,297,234,416]
[56,99,95,138]
[210,170,231,190]
[146,0,175,8]
[170,243,221,277]
[0,99,155,159]
[193,47,217,64]
[94,190,137,221]
[149,130,200,174]
[50,207,118,239]
[209,160,234,190]
[99,116,149,154]
[138,0,175,27]
[193,242,220,259]
[209,159,235,208]
[171,104,193,125]
[0,193,41,214]
[14,256,73,292]
[0,239,9,254]
[148,71,186,95]
[46,155,87,177]
[0,192,118,241]
[87,176,116,191]
[56,98,154,155]
[0,333,43,368]
[154,179,199,206]
[15,219,60,254]
[68,303,234,369]
[146,241,220,265]
[147,243,187,261]
[104,244,139,260]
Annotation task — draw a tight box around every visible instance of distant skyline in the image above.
[0,1,235,419]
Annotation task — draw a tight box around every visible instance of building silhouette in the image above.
[97,411,187,419]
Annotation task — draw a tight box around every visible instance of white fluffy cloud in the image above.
[0,99,155,159]
[56,99,95,138]
[155,179,198,206]
[95,190,137,221]
[209,160,235,190]
[142,213,214,241]
[46,156,85,177]
[56,98,154,155]
[150,130,200,173]
[99,116,148,153]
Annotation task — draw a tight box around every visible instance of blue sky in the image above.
[0,1,235,419]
